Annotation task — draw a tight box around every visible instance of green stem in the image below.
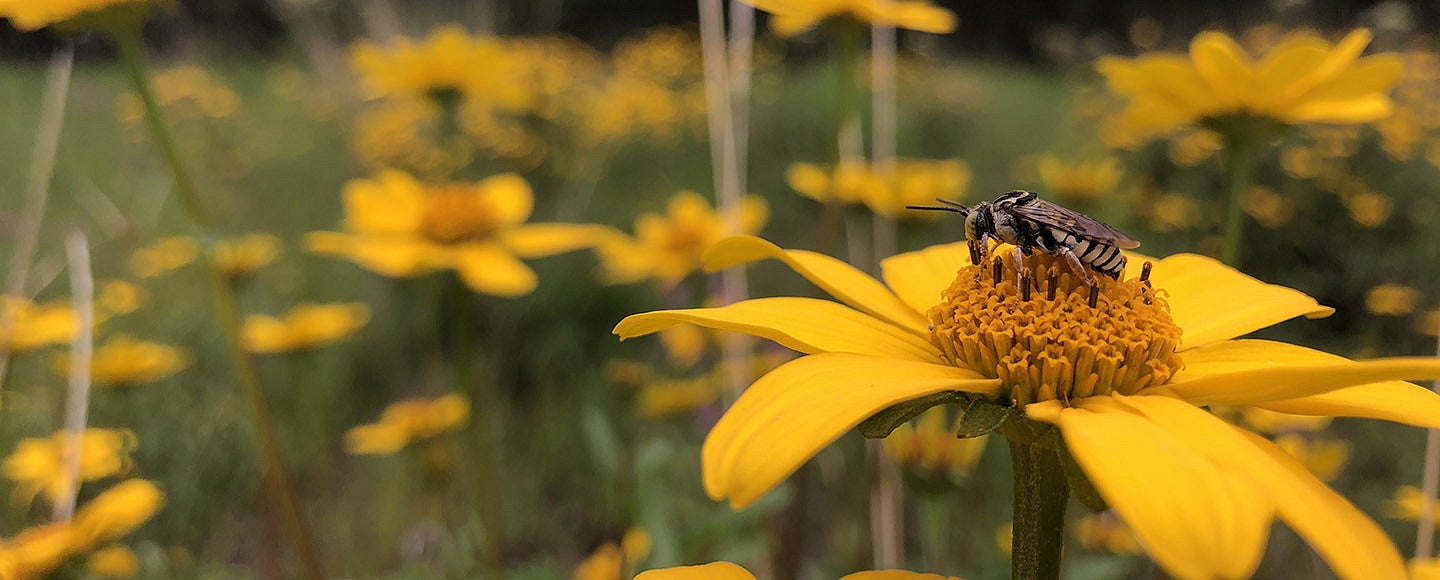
[112,26,325,580]
[449,288,506,577]
[831,20,861,162]
[1009,440,1069,580]
[1219,137,1259,268]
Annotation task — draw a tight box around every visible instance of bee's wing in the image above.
[1011,199,1141,248]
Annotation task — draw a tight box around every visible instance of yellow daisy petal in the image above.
[304,232,437,277]
[1297,56,1404,105]
[704,353,999,508]
[636,561,757,580]
[615,297,943,362]
[1147,254,1332,350]
[770,13,829,37]
[1028,398,1272,580]
[702,236,927,332]
[497,224,618,259]
[1189,31,1254,109]
[344,169,424,235]
[1282,94,1394,124]
[1254,36,1331,107]
[476,173,534,227]
[879,3,957,34]
[451,243,538,297]
[879,241,970,314]
[1257,381,1440,429]
[1279,29,1374,106]
[1161,339,1440,406]
[1114,395,1405,579]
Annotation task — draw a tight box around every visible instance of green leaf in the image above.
[857,391,964,438]
[955,398,1014,438]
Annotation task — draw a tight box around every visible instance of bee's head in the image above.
[965,202,993,241]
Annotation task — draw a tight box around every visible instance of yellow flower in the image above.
[1,429,136,506]
[1075,512,1142,554]
[616,234,1440,578]
[598,191,768,289]
[0,523,75,576]
[0,0,149,31]
[1365,284,1420,316]
[350,25,530,109]
[1345,190,1394,227]
[1385,485,1440,525]
[241,303,369,354]
[87,544,140,578]
[741,0,956,37]
[53,335,188,387]
[0,296,80,354]
[882,407,986,483]
[635,561,959,580]
[1273,434,1349,482]
[1098,29,1403,140]
[308,170,613,296]
[788,159,971,218]
[1417,309,1440,337]
[1166,129,1224,167]
[68,479,164,549]
[1240,186,1294,229]
[128,236,197,279]
[1034,155,1122,205]
[573,527,650,580]
[212,233,281,279]
[97,280,144,316]
[638,375,723,419]
[1142,193,1201,232]
[344,393,470,455]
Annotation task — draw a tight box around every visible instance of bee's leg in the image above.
[1011,245,1027,276]
[967,239,982,266]
[1057,247,1100,307]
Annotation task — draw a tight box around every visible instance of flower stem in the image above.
[447,288,506,577]
[112,26,325,580]
[1009,439,1069,580]
[1219,137,1259,268]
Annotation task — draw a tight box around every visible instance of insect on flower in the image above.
[909,190,1142,306]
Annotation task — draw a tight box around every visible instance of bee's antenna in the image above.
[905,202,969,215]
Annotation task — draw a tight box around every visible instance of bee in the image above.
[908,190,1140,288]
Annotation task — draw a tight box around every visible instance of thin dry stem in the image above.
[54,231,94,522]
[1418,327,1440,559]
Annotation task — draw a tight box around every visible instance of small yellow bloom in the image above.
[883,407,986,483]
[345,393,470,455]
[741,0,956,37]
[1345,191,1394,227]
[635,561,959,580]
[789,159,972,218]
[241,303,370,354]
[1365,284,1420,316]
[54,335,188,387]
[0,296,80,354]
[573,527,651,580]
[0,523,75,576]
[308,169,614,296]
[638,375,723,419]
[87,544,140,578]
[1240,186,1294,229]
[128,236,197,279]
[1099,29,1403,140]
[1034,155,1122,205]
[1076,512,1143,554]
[97,280,144,316]
[598,191,768,288]
[1385,485,1440,525]
[1417,309,1440,337]
[2,428,136,506]
[68,479,164,549]
[0,0,150,30]
[659,325,710,370]
[1166,130,1223,167]
[212,233,281,279]
[1273,434,1349,482]
[350,25,531,109]
[1141,193,1201,232]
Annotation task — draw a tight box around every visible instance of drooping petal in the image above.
[1160,339,1440,406]
[1190,31,1254,110]
[704,353,999,508]
[1146,253,1332,350]
[1027,398,1272,580]
[477,173,534,226]
[497,224,619,258]
[635,561,757,580]
[1115,395,1406,580]
[1257,381,1440,429]
[615,297,943,363]
[702,236,928,332]
[451,242,538,297]
[879,241,970,314]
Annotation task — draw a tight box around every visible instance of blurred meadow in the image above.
[2,0,1440,579]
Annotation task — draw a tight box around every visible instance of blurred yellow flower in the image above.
[638,375,723,419]
[618,234,1440,578]
[1273,434,1349,482]
[1279,146,1320,179]
[660,324,710,370]
[0,0,149,30]
[1344,190,1394,227]
[98,280,144,316]
[1,428,136,506]
[345,393,470,455]
[1165,129,1223,166]
[350,25,530,110]
[116,65,241,126]
[636,561,959,580]
[789,159,971,217]
[1035,155,1122,205]
[212,233,281,279]
[0,523,74,577]
[573,527,650,580]
[87,544,140,578]
[598,191,768,288]
[883,407,986,483]
[1076,512,1142,554]
[308,170,614,296]
[1141,193,1201,233]
[1238,407,1332,434]
[1365,284,1421,316]
[1,296,80,354]
[1099,29,1402,140]
[1240,186,1294,229]
[1385,485,1440,525]
[128,236,197,279]
[68,479,164,549]
[741,0,956,37]
[1417,309,1440,337]
[241,303,369,354]
[53,335,188,387]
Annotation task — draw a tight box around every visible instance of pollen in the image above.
[419,184,498,244]
[926,252,1183,406]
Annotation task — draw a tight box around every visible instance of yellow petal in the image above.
[879,241,970,314]
[786,162,833,202]
[879,3,958,34]
[840,571,960,580]
[635,561,757,580]
[1277,29,1374,106]
[476,173,534,227]
[770,13,828,37]
[729,194,770,236]
[1189,31,1254,109]
[1162,339,1440,406]
[304,232,436,277]
[1258,381,1440,429]
[451,243,538,297]
[704,353,999,508]
[1294,55,1403,106]
[498,224,619,258]
[1147,253,1332,350]
[701,236,927,333]
[1254,35,1331,107]
[615,297,942,363]
[1282,94,1394,124]
[1097,55,1217,119]
[344,170,424,235]
[1028,398,1272,580]
[1114,395,1406,580]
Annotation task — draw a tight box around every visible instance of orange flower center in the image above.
[419,185,497,244]
[926,252,1183,406]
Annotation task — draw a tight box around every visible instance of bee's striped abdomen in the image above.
[1048,227,1127,279]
